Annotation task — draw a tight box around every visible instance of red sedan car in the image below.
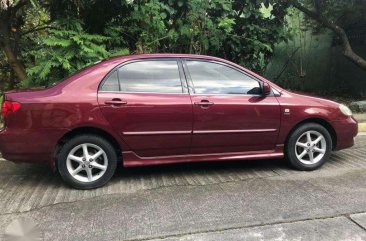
[0,54,358,189]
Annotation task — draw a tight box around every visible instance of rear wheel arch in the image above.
[285,118,337,151]
[55,126,122,165]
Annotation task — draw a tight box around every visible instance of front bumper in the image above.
[331,116,358,150]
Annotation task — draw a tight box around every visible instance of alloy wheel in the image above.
[66,143,108,182]
[295,130,326,165]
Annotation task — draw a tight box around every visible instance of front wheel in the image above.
[286,123,332,171]
[57,135,118,189]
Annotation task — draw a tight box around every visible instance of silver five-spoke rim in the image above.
[295,130,326,165]
[66,143,108,183]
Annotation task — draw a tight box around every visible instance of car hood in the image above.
[285,90,340,108]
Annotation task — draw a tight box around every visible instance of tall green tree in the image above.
[48,0,129,34]
[285,0,366,71]
[223,0,289,72]
[119,0,289,73]
[1,0,291,89]
[0,0,128,88]
[26,19,109,87]
[0,0,31,83]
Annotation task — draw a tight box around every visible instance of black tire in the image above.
[57,135,118,189]
[286,123,332,171]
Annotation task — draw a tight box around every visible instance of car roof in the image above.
[102,53,228,64]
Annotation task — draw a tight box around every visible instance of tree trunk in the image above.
[290,0,366,71]
[1,40,27,82]
[0,21,27,82]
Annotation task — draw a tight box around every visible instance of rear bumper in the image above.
[331,117,358,150]
[0,127,67,166]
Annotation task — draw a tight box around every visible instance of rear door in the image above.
[98,59,193,157]
[184,59,281,154]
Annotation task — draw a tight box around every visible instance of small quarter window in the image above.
[100,71,119,91]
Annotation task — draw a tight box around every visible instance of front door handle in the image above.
[105,98,127,106]
[194,100,214,107]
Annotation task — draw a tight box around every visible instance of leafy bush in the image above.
[121,0,288,73]
[1,0,289,89]
[24,19,128,87]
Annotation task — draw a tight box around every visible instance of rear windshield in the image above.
[47,61,102,88]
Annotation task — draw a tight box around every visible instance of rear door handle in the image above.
[194,100,214,107]
[105,98,127,106]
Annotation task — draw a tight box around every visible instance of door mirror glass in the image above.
[262,82,271,96]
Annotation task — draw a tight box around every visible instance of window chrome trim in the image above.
[189,93,264,97]
[98,91,274,97]
[98,57,280,97]
[98,91,189,95]
[182,58,267,96]
[98,58,187,94]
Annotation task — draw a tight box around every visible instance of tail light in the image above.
[1,101,21,118]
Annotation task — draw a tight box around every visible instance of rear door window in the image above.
[118,60,183,93]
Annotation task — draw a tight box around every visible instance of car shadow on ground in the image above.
[113,157,291,179]
[0,147,359,207]
[1,156,291,181]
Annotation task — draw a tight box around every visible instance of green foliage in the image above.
[24,19,128,87]
[228,1,290,72]
[265,0,366,93]
[0,51,11,90]
[2,0,365,97]
[119,0,288,73]
[2,0,290,89]
[289,0,366,34]
[128,0,170,53]
[124,0,234,54]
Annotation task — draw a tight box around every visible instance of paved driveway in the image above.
[0,136,366,240]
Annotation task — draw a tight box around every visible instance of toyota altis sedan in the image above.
[0,54,358,189]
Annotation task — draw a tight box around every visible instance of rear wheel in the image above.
[57,135,118,189]
[286,123,332,170]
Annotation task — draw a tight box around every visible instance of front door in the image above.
[98,59,193,157]
[184,59,281,154]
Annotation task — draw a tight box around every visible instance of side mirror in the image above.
[262,82,271,96]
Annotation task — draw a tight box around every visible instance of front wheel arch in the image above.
[285,118,337,151]
[285,122,333,170]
